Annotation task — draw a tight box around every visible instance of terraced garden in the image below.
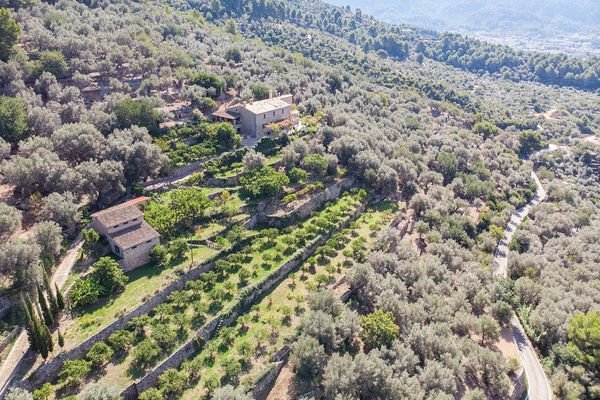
[44,191,367,397]
[57,193,249,351]
[167,202,398,400]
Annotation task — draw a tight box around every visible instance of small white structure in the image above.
[212,94,296,139]
[90,197,160,272]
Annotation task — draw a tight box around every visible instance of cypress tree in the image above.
[39,328,49,360]
[57,329,64,348]
[33,312,45,354]
[55,283,65,311]
[43,272,59,318]
[21,295,39,352]
[45,325,54,354]
[37,285,54,327]
[28,295,44,353]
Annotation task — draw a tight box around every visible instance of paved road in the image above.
[493,172,546,277]
[493,171,552,400]
[0,236,84,396]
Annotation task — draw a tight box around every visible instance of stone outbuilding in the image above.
[90,197,160,272]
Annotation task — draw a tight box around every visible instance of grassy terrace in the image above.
[59,245,219,349]
[212,154,282,179]
[58,190,247,351]
[50,192,364,397]
[155,202,398,400]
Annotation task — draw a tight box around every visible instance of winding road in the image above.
[493,171,553,400]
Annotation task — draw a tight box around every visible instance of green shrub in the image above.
[150,244,169,267]
[86,342,113,367]
[360,310,400,351]
[0,96,27,143]
[302,154,328,176]
[192,73,223,98]
[139,388,163,400]
[35,50,68,78]
[91,257,128,295]
[240,166,290,198]
[114,98,160,133]
[69,278,101,308]
[169,238,189,260]
[33,383,53,400]
[107,330,134,352]
[59,359,91,388]
[132,339,161,368]
[282,193,298,204]
[158,368,189,396]
[250,83,270,100]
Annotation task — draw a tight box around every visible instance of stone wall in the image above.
[0,327,21,354]
[17,236,255,391]
[258,177,355,228]
[120,237,159,272]
[141,158,209,190]
[251,347,291,400]
[203,174,240,187]
[121,201,366,399]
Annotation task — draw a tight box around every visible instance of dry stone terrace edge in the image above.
[15,236,255,392]
[121,201,367,399]
[15,183,361,392]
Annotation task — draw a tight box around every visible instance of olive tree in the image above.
[0,202,22,238]
[33,221,63,262]
[0,137,10,160]
[41,192,81,233]
[77,384,120,400]
[211,386,252,400]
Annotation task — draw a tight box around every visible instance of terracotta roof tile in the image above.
[110,221,159,250]
[93,206,142,228]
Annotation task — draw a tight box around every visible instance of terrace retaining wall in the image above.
[258,177,355,228]
[250,286,362,399]
[141,158,211,190]
[0,327,21,354]
[16,236,255,392]
[251,347,291,400]
[121,200,366,399]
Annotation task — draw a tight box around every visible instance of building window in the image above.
[146,240,152,244]
[114,246,121,254]
[273,111,276,116]
[123,221,128,225]
[132,245,137,250]
[113,224,119,229]
[264,114,266,119]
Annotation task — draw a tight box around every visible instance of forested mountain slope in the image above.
[325,0,600,55]
[327,0,600,30]
[0,0,598,399]
[193,0,600,91]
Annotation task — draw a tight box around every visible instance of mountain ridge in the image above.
[325,0,600,55]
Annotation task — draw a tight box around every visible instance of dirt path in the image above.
[51,234,84,289]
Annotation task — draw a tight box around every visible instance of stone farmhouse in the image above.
[212,94,297,139]
[90,197,160,272]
